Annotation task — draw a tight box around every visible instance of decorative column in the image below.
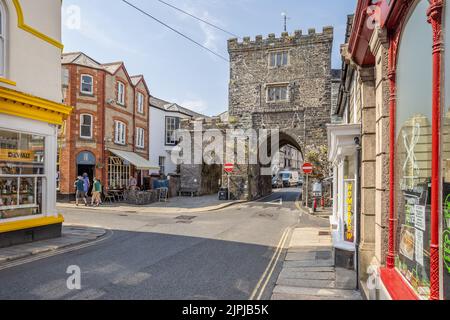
[387,43,397,270]
[427,0,443,301]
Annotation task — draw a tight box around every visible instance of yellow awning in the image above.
[108,149,159,170]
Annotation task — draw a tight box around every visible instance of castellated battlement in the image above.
[228,26,334,52]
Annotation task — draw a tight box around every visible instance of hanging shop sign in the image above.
[0,149,34,163]
[344,180,354,243]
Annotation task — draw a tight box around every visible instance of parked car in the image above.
[272,176,283,188]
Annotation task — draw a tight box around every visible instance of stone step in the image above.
[276,278,336,289]
[279,269,335,280]
[272,285,362,300]
[335,267,358,290]
[288,246,333,252]
[285,251,333,261]
[282,266,335,273]
[271,293,355,300]
[284,259,334,268]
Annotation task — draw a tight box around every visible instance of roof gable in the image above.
[62,52,103,69]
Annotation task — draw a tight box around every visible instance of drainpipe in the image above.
[354,136,361,291]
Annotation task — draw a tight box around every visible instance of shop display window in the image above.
[394,0,432,299]
[0,129,45,219]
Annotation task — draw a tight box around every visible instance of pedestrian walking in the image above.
[129,174,138,191]
[91,178,102,207]
[74,176,87,206]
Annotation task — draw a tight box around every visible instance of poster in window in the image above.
[396,185,430,299]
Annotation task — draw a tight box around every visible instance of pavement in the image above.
[0,226,106,267]
[271,227,362,300]
[0,188,305,300]
[57,194,246,214]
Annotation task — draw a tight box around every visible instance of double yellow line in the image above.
[249,227,291,300]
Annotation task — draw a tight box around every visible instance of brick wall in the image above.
[59,62,151,196]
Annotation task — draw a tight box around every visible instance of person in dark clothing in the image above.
[74,176,87,206]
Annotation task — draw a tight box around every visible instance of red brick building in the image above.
[59,52,155,198]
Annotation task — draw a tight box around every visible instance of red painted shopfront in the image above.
[352,0,449,300]
[384,0,447,300]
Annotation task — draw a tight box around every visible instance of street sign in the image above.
[224,163,234,173]
[302,163,313,175]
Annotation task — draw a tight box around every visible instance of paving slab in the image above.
[0,226,106,266]
[279,269,335,280]
[273,285,362,300]
[276,278,336,289]
[282,266,335,273]
[284,259,334,268]
[271,225,361,300]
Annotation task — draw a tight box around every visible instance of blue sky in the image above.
[62,0,357,116]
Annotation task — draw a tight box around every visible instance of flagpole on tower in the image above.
[281,12,289,32]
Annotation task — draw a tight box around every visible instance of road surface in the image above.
[0,188,327,300]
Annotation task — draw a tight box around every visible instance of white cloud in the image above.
[175,4,224,55]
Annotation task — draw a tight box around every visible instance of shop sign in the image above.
[344,181,354,243]
[0,149,34,163]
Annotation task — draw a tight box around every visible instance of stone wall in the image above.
[178,28,334,201]
[228,28,333,155]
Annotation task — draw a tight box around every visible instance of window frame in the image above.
[266,84,289,103]
[79,113,93,139]
[117,81,125,106]
[135,127,145,149]
[165,116,180,146]
[159,156,165,175]
[137,92,145,114]
[114,121,126,145]
[269,50,289,68]
[0,2,7,78]
[80,74,94,95]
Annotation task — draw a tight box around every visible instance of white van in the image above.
[278,170,300,187]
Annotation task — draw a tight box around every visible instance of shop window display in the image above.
[394,0,433,299]
[0,129,45,219]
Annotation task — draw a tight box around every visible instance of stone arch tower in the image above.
[227,27,334,157]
